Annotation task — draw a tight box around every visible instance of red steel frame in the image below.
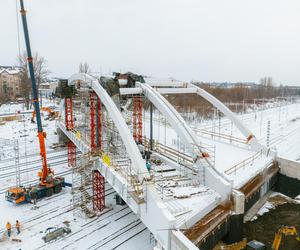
[133,97,137,142]
[96,97,102,149]
[67,141,76,167]
[133,96,143,143]
[90,91,105,211]
[92,170,105,211]
[90,92,97,151]
[65,97,74,130]
[137,96,143,143]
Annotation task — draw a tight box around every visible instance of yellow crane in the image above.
[272,226,300,250]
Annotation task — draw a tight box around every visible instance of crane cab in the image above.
[5,187,26,204]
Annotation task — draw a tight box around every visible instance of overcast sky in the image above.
[1,0,300,85]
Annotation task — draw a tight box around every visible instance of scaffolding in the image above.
[89,91,105,211]
[97,95,102,149]
[65,97,74,130]
[72,153,95,218]
[92,170,105,211]
[90,91,97,152]
[67,141,76,167]
[133,96,143,143]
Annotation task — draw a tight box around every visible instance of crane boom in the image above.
[19,0,48,184]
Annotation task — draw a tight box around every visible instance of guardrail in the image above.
[225,150,263,175]
[143,137,216,167]
[193,128,247,146]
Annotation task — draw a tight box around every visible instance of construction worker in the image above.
[16,220,20,234]
[146,160,151,172]
[6,222,11,237]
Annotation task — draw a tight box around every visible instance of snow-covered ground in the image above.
[0,98,299,249]
[0,99,153,250]
[143,102,298,188]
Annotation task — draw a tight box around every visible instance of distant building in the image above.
[0,66,22,100]
[39,78,59,98]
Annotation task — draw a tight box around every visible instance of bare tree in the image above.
[259,76,276,98]
[17,51,51,109]
[79,62,91,74]
[260,77,274,87]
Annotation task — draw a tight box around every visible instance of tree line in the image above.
[166,78,300,118]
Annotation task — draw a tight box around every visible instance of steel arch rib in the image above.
[188,83,266,151]
[139,83,231,185]
[68,73,147,180]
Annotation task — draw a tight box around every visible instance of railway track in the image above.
[0,159,68,179]
[0,148,67,164]
[0,183,116,236]
[0,152,70,171]
[32,190,121,250]
[0,169,72,194]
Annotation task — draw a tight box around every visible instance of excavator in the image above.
[31,107,59,123]
[271,226,300,250]
[5,0,65,204]
[245,226,300,250]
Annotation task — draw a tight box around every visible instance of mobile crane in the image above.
[5,0,65,204]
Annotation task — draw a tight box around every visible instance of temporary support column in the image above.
[133,97,137,142]
[137,96,143,143]
[133,96,143,144]
[92,170,105,211]
[90,92,97,152]
[67,141,76,167]
[66,96,75,167]
[96,97,102,149]
[90,91,105,211]
[65,97,74,130]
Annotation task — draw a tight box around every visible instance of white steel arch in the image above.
[68,73,147,181]
[139,83,232,199]
[187,82,266,152]
[142,80,266,152]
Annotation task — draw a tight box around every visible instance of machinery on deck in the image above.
[5,0,65,204]
[31,107,59,122]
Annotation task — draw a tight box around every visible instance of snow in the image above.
[256,201,275,217]
[0,100,153,250]
[0,98,300,249]
[173,186,209,198]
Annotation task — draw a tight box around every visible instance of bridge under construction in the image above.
[54,72,300,250]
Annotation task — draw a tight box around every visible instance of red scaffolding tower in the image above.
[92,170,105,211]
[65,97,74,130]
[133,96,143,143]
[90,92,97,151]
[67,141,76,167]
[90,91,105,211]
[96,96,102,149]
